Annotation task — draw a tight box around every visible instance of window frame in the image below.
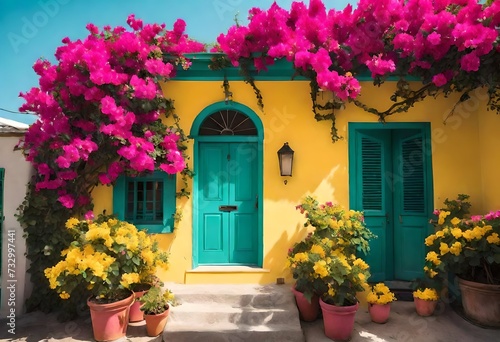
[113,171,176,233]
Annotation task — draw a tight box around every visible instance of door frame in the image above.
[348,122,434,280]
[190,101,264,268]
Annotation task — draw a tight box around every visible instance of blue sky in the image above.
[0,0,354,124]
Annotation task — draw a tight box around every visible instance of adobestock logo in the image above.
[7,0,71,54]
[213,0,243,21]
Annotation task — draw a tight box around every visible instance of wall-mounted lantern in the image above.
[277,142,294,184]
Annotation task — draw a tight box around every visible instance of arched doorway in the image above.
[190,102,263,267]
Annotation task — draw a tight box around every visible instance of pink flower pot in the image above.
[368,303,391,324]
[291,285,320,322]
[414,297,437,317]
[129,289,149,322]
[87,292,134,341]
[320,298,358,341]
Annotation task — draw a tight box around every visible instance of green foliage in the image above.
[16,181,91,320]
[442,194,472,220]
[139,285,175,315]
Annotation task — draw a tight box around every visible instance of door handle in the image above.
[255,195,258,209]
[219,205,237,212]
[385,213,390,223]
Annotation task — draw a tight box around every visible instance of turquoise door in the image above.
[198,142,258,265]
[349,124,433,282]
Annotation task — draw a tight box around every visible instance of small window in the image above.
[113,171,176,233]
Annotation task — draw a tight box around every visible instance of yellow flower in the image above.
[321,238,333,247]
[437,211,450,225]
[451,228,462,239]
[439,242,449,255]
[436,230,445,238]
[487,233,500,244]
[450,217,461,226]
[462,229,475,241]
[310,244,325,258]
[424,265,438,278]
[293,252,308,263]
[353,258,369,270]
[425,234,437,246]
[65,217,79,229]
[449,242,462,256]
[426,251,441,265]
[413,288,438,301]
[59,291,70,300]
[313,260,329,278]
[120,272,140,288]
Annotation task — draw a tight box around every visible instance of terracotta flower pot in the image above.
[368,303,391,324]
[129,284,152,322]
[414,297,437,317]
[319,298,358,341]
[458,277,500,327]
[144,306,170,337]
[291,285,320,322]
[87,292,134,341]
[129,290,148,322]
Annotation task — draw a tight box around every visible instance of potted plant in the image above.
[128,231,171,323]
[424,196,500,326]
[317,251,371,341]
[286,233,323,321]
[286,196,375,324]
[44,215,169,341]
[366,283,397,323]
[413,287,439,317]
[139,285,175,337]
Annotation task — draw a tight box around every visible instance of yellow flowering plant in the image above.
[366,283,397,305]
[413,288,439,301]
[424,209,500,285]
[286,196,375,305]
[44,215,169,303]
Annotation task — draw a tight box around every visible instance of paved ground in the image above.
[0,301,498,341]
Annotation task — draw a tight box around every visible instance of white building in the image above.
[0,117,33,318]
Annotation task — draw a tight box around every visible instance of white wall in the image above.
[0,134,33,318]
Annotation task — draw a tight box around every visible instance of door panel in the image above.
[199,143,229,263]
[230,143,258,263]
[393,131,429,280]
[198,142,258,265]
[356,131,393,282]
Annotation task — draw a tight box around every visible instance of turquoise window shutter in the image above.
[113,171,176,233]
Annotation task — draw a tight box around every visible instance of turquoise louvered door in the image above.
[198,142,258,265]
[393,131,429,280]
[352,127,431,282]
[355,132,393,281]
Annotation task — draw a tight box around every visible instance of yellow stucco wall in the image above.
[92,79,499,285]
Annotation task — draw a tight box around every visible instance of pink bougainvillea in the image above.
[216,0,499,104]
[18,15,204,209]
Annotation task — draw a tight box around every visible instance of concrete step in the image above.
[169,302,297,325]
[163,322,304,342]
[168,283,294,307]
[163,283,305,342]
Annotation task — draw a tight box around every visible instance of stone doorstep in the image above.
[169,302,297,325]
[162,283,305,342]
